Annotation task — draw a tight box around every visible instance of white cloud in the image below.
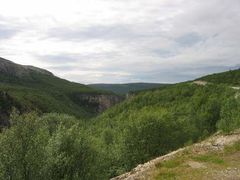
[0,0,239,83]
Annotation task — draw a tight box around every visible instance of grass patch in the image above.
[224,141,240,154]
[192,154,224,164]
[161,159,182,169]
[156,172,176,180]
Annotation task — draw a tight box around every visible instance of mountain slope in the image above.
[91,69,240,178]
[0,68,239,179]
[89,83,169,95]
[0,57,122,128]
[0,57,53,77]
[198,68,240,86]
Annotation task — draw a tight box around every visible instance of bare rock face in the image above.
[0,57,53,77]
[74,94,124,113]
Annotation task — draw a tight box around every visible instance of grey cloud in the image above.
[38,0,240,83]
[37,52,120,65]
[0,26,19,39]
[38,54,78,64]
[48,24,146,41]
[47,65,77,71]
[0,15,22,40]
[152,49,177,58]
[175,32,204,47]
[36,52,125,76]
[1,0,240,84]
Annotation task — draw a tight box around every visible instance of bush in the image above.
[0,113,99,180]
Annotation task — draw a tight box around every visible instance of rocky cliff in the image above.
[73,93,124,113]
[0,92,123,129]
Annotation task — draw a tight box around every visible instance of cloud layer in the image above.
[0,0,239,84]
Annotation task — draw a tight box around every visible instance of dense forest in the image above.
[0,69,240,180]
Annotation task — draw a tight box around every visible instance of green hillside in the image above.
[92,81,239,177]
[0,68,239,180]
[89,83,169,94]
[0,57,120,128]
[198,68,240,86]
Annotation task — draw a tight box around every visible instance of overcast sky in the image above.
[0,0,239,84]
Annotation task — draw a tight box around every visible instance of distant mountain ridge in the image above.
[89,83,169,94]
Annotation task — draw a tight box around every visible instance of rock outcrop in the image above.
[74,94,124,113]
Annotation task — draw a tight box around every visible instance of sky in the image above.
[0,0,239,84]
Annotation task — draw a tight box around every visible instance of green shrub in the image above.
[217,97,240,132]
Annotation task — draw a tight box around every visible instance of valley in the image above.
[0,0,239,179]
[0,57,239,180]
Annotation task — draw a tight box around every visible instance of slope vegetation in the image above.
[198,68,240,86]
[0,68,239,179]
[0,57,122,127]
[92,81,239,177]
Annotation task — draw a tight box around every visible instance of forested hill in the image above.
[0,57,122,128]
[91,69,240,178]
[0,68,239,180]
[89,83,169,95]
[198,68,240,86]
